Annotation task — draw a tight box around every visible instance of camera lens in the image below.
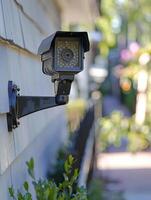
[61,48,74,62]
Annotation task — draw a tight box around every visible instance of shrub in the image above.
[99,111,151,152]
[9,155,88,200]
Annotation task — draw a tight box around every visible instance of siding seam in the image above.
[0,36,40,60]
[17,3,26,48]
[13,0,46,35]
[0,0,7,37]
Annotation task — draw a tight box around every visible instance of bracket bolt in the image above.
[12,125,17,129]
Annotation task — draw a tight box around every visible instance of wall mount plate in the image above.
[7,81,19,132]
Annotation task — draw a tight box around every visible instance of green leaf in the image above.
[26,158,35,179]
[17,192,24,200]
[64,160,69,174]
[23,181,29,191]
[68,155,74,165]
[24,193,32,200]
[8,186,15,198]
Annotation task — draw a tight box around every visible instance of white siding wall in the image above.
[0,0,67,199]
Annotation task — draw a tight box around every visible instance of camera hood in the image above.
[38,31,90,55]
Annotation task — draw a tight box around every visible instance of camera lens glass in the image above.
[61,48,74,62]
[55,37,80,69]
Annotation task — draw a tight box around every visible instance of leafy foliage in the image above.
[99,112,151,152]
[96,0,151,56]
[9,156,88,200]
[66,99,86,134]
[96,0,116,56]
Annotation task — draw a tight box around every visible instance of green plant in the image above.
[9,155,88,200]
[99,111,151,152]
[66,99,87,134]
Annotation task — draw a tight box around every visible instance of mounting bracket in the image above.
[7,81,68,132]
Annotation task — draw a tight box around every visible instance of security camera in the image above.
[7,31,89,131]
[38,31,90,101]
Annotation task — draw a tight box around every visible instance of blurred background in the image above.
[63,0,151,199]
[0,0,151,200]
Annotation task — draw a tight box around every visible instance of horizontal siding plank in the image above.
[1,0,14,40]
[0,0,6,37]
[0,115,9,173]
[1,0,24,47]
[0,45,10,113]
[11,111,67,190]
[15,0,46,34]
[9,0,24,47]
[10,48,53,96]
[13,107,67,162]
[0,36,39,58]
[16,0,60,34]
[19,11,43,54]
[0,167,12,200]
[0,114,16,174]
[0,0,61,54]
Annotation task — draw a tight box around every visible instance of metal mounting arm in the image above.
[7,81,68,132]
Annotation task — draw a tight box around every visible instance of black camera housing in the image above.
[38,31,89,96]
[38,31,89,78]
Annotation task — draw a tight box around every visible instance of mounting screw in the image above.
[12,125,17,129]
[12,85,18,92]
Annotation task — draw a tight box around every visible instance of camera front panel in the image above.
[54,37,83,73]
